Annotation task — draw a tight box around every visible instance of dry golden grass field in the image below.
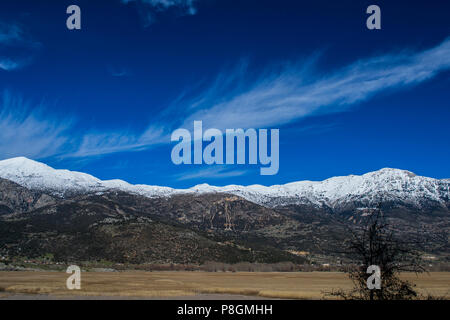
[0,271,449,299]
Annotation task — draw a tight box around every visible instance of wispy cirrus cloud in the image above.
[61,37,450,159]
[121,0,199,26]
[107,65,131,77]
[0,92,73,160]
[3,38,450,162]
[0,24,27,45]
[0,58,22,71]
[0,91,167,160]
[176,38,450,130]
[70,125,167,158]
[174,166,248,181]
[0,22,41,71]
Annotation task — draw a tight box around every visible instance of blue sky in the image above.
[0,0,449,187]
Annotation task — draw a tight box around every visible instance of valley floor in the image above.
[0,271,449,300]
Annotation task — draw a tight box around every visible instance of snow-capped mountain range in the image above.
[0,157,449,212]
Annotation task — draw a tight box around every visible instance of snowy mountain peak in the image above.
[364,167,417,178]
[0,157,448,212]
[0,157,103,197]
[0,156,52,171]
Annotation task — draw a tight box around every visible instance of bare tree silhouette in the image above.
[328,206,425,300]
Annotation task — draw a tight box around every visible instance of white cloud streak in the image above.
[174,166,248,181]
[0,92,73,160]
[178,38,450,130]
[71,126,167,158]
[121,0,199,26]
[0,24,26,45]
[0,58,22,71]
[2,38,450,160]
[0,22,41,71]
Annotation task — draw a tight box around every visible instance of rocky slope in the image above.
[0,178,55,215]
[0,190,306,264]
